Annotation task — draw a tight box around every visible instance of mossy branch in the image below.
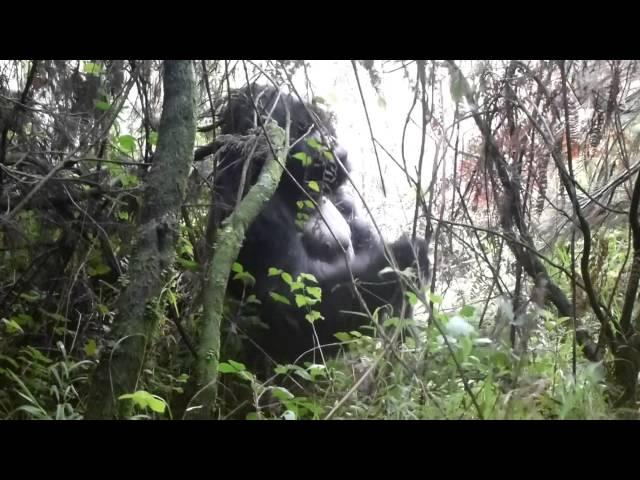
[189,120,287,419]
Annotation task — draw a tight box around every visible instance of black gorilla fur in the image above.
[215,84,428,369]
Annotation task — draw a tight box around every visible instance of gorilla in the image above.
[214,83,428,371]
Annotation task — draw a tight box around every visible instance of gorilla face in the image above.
[301,197,354,262]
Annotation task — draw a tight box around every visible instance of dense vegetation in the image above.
[1,60,639,419]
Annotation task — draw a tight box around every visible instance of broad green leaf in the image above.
[94,100,111,111]
[306,137,323,150]
[231,262,244,273]
[306,286,322,300]
[246,294,261,305]
[218,362,237,373]
[2,318,24,335]
[405,291,418,306]
[268,267,283,277]
[293,368,312,381]
[269,292,291,305]
[334,332,352,342]
[323,150,335,162]
[292,152,312,167]
[119,390,166,414]
[87,263,111,277]
[429,292,443,304]
[296,201,305,210]
[12,313,33,327]
[83,62,102,75]
[460,305,475,318]
[274,365,292,375]
[117,210,129,220]
[177,257,199,272]
[19,291,41,303]
[383,317,400,328]
[305,311,323,323]
[308,364,327,377]
[146,396,166,414]
[118,135,137,154]
[290,281,305,292]
[307,181,320,193]
[270,386,294,401]
[84,339,98,357]
[281,272,293,285]
[233,271,255,287]
[295,294,308,308]
[299,401,324,416]
[228,359,246,371]
[299,273,318,284]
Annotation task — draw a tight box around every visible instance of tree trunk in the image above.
[86,60,196,419]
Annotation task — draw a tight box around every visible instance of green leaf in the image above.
[292,151,312,167]
[334,332,352,342]
[460,305,476,318]
[246,294,261,305]
[87,263,111,277]
[429,292,443,304]
[290,281,305,292]
[306,137,323,151]
[149,131,158,146]
[12,313,33,327]
[218,362,237,374]
[83,62,102,75]
[323,150,335,162]
[299,273,318,284]
[303,200,314,209]
[117,135,137,154]
[293,368,312,381]
[296,201,305,210]
[2,318,24,335]
[233,271,256,287]
[281,272,293,285]
[177,257,200,272]
[405,291,417,306]
[94,100,111,111]
[274,365,292,375]
[231,262,244,273]
[295,295,308,308]
[268,267,283,277]
[117,210,129,220]
[269,292,291,305]
[228,359,246,371]
[307,181,320,193]
[308,364,327,378]
[19,291,41,303]
[383,317,400,328]
[118,390,166,414]
[245,412,260,420]
[84,339,98,358]
[305,310,324,323]
[306,286,322,301]
[270,386,294,401]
